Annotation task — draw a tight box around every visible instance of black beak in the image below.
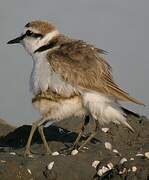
[7,34,25,44]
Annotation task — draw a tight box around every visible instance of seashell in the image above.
[97,166,109,176]
[119,158,127,164]
[102,166,109,173]
[144,152,149,159]
[119,168,127,174]
[83,146,89,150]
[104,142,112,150]
[0,160,6,163]
[132,166,137,172]
[71,149,78,155]
[97,169,104,176]
[92,160,100,168]
[130,158,134,161]
[107,162,114,170]
[52,151,59,156]
[47,161,54,170]
[27,169,32,174]
[10,152,16,155]
[58,128,65,134]
[136,153,144,157]
[101,128,109,133]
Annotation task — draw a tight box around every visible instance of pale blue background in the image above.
[0,0,148,125]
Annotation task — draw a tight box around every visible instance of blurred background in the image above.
[0,0,148,125]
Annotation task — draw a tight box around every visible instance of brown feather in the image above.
[47,35,144,105]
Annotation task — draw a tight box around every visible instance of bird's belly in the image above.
[32,93,86,120]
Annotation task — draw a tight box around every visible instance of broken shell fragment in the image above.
[132,166,137,172]
[101,128,109,133]
[144,152,149,159]
[119,158,127,164]
[71,149,78,155]
[92,160,100,168]
[52,151,59,156]
[107,162,114,170]
[136,153,144,157]
[27,169,32,174]
[47,161,54,170]
[119,168,127,174]
[104,142,112,150]
[97,166,109,176]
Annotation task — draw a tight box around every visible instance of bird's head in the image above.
[7,20,59,55]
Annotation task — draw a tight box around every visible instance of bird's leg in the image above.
[78,119,99,150]
[72,115,90,149]
[38,125,52,154]
[24,118,42,156]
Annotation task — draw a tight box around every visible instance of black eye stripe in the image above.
[25,30,43,38]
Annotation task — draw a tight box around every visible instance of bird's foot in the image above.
[24,149,34,157]
[60,144,79,155]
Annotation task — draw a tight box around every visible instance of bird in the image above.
[7,20,144,156]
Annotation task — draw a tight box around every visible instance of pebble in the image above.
[101,128,109,133]
[104,142,112,150]
[9,152,16,155]
[71,149,78,156]
[144,152,149,159]
[27,169,32,174]
[119,158,127,164]
[92,160,100,168]
[52,151,60,156]
[132,166,137,172]
[47,161,54,170]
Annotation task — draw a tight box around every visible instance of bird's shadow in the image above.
[0,125,100,149]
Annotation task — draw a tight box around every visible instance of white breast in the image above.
[30,52,51,94]
[30,51,77,97]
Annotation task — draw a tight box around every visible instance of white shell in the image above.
[101,128,109,133]
[52,151,60,156]
[83,146,89,150]
[97,169,104,176]
[27,169,32,174]
[92,160,100,168]
[130,158,134,161]
[104,142,112,150]
[119,158,127,164]
[145,152,149,159]
[71,149,78,155]
[119,168,127,174]
[10,152,16,155]
[132,166,137,172]
[107,162,114,170]
[59,128,65,134]
[97,166,109,176]
[47,161,55,170]
[136,153,144,157]
[0,160,6,163]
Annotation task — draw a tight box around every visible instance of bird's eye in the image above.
[26,30,33,36]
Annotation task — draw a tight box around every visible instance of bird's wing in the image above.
[47,40,144,105]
